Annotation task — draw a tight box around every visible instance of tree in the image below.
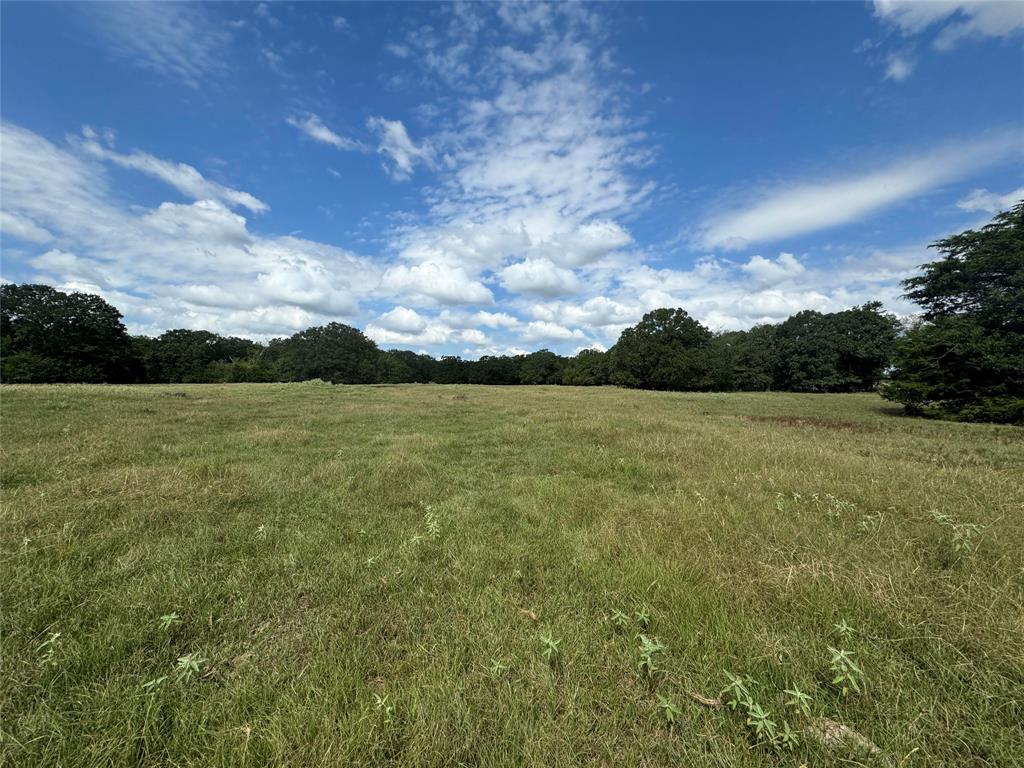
[142,329,262,383]
[883,203,1024,423]
[0,283,137,382]
[518,350,564,385]
[271,322,380,384]
[711,327,776,391]
[609,308,715,391]
[561,348,610,386]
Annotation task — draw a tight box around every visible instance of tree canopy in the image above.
[883,202,1023,423]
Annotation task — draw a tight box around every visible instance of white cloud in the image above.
[740,253,806,286]
[521,320,586,343]
[874,0,1024,49]
[500,258,581,296]
[956,186,1024,214]
[375,306,428,333]
[380,262,493,305]
[77,130,268,213]
[85,3,230,88]
[698,134,1022,250]
[367,117,431,179]
[0,210,53,243]
[287,114,365,152]
[884,53,915,81]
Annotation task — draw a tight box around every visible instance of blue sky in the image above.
[1,1,1022,356]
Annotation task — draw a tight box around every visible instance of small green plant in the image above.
[36,632,61,667]
[783,684,813,718]
[951,522,984,555]
[636,634,666,680]
[828,647,863,696]
[634,605,651,630]
[158,612,181,632]
[540,631,561,664]
[424,508,440,538]
[774,493,785,512]
[832,618,855,641]
[657,694,682,728]
[721,671,755,710]
[373,692,395,724]
[779,720,800,751]
[142,675,168,693]
[174,652,206,682]
[610,609,630,630]
[488,658,509,676]
[744,701,779,746]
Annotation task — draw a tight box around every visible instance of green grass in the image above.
[2,384,1022,766]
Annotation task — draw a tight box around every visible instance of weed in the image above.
[857,511,883,534]
[488,658,509,676]
[540,631,561,664]
[174,653,207,682]
[783,684,813,718]
[142,676,168,693]
[657,694,682,728]
[832,618,855,641]
[721,672,755,711]
[424,508,441,538]
[158,612,181,632]
[373,693,395,724]
[744,701,779,746]
[610,609,630,631]
[634,605,651,630]
[778,720,800,751]
[636,634,666,680]
[828,647,864,696]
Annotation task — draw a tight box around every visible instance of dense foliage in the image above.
[883,203,1023,424]
[1,282,905,398]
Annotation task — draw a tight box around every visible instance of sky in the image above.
[1,1,1022,357]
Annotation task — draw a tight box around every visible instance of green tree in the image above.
[883,203,1024,423]
[609,308,715,391]
[561,348,609,386]
[0,283,138,382]
[518,349,565,385]
[271,322,380,384]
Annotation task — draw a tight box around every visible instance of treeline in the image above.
[0,283,899,393]
[1,203,1020,422]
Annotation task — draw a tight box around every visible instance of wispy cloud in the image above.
[697,133,1023,250]
[367,117,431,179]
[874,0,1024,49]
[84,3,230,89]
[287,114,366,152]
[957,186,1024,214]
[75,127,268,214]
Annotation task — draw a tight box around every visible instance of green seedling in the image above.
[174,652,207,682]
[142,675,168,693]
[424,508,440,538]
[610,609,630,630]
[634,605,651,630]
[657,694,682,728]
[783,684,813,718]
[828,647,863,696]
[721,671,755,711]
[489,658,509,675]
[373,693,395,724]
[159,612,181,632]
[744,701,778,746]
[832,618,855,641]
[540,631,561,663]
[636,634,666,680]
[779,720,800,751]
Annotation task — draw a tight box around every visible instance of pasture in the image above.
[2,384,1022,766]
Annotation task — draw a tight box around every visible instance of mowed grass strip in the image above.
[1,384,1022,767]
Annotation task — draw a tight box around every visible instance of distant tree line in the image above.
[2,204,1020,423]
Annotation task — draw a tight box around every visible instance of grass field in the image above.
[2,384,1022,767]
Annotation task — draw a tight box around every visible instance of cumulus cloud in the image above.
[287,114,366,152]
[697,134,1022,250]
[500,258,581,297]
[380,262,493,305]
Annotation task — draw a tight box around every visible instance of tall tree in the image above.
[609,308,715,391]
[0,283,137,382]
[271,322,380,384]
[883,202,1024,423]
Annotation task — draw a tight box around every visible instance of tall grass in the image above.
[2,384,1021,766]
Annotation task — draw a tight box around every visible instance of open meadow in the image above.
[2,384,1022,767]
